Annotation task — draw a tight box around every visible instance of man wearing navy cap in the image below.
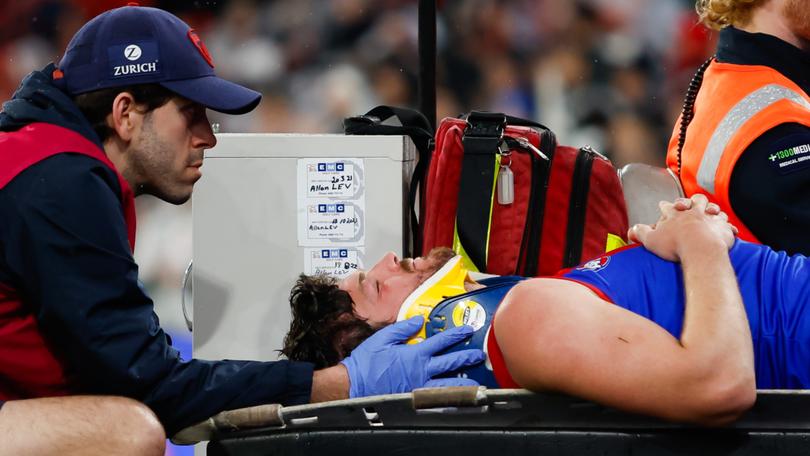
[0,5,483,447]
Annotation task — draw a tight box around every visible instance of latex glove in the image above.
[341,315,485,397]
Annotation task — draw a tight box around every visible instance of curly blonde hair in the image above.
[696,0,767,30]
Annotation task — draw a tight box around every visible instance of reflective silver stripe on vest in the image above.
[696,84,810,193]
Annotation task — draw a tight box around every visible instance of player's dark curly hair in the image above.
[282,274,375,369]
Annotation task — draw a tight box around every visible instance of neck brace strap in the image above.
[396,255,470,343]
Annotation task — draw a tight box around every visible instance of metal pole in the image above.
[418,0,437,131]
[416,0,437,254]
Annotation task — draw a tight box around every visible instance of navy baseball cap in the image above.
[54,5,261,114]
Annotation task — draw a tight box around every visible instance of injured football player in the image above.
[283,194,806,426]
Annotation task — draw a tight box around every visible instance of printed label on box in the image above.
[304,248,363,278]
[304,202,363,241]
[305,160,362,198]
[297,158,366,246]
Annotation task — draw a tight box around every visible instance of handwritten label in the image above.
[304,248,363,278]
[306,161,357,198]
[305,202,362,240]
[297,158,366,247]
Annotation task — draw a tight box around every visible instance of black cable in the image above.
[677,56,715,175]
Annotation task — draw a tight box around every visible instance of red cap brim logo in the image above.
[188,29,215,68]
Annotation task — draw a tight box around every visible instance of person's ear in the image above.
[108,92,141,142]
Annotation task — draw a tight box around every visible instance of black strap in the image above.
[455,112,505,272]
[343,106,434,257]
[563,148,595,268]
[462,111,550,132]
[367,105,432,130]
[344,106,433,151]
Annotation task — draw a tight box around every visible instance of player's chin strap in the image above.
[396,255,470,343]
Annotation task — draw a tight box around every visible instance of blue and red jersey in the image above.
[561,240,810,389]
[453,240,810,389]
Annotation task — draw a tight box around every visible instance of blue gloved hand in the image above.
[340,315,485,398]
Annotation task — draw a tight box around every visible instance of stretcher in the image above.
[173,387,810,455]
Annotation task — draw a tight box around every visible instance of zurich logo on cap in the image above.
[108,41,160,78]
[124,44,142,61]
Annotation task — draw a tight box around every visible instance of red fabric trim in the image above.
[486,317,521,388]
[422,120,465,254]
[0,122,136,251]
[0,123,139,399]
[0,289,70,400]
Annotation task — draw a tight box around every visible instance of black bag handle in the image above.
[463,111,550,132]
[344,106,433,151]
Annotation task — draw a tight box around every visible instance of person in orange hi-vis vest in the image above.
[666,0,810,255]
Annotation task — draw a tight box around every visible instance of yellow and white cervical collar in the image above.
[396,255,470,344]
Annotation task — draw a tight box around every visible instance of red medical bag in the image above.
[421,112,629,277]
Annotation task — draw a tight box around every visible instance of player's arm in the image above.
[494,195,754,425]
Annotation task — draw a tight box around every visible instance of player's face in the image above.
[339,248,455,327]
[128,97,216,204]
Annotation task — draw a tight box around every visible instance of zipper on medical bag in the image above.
[516,131,556,277]
[563,146,598,268]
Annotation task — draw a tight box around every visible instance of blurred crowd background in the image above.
[0,1,714,448]
[1,0,717,160]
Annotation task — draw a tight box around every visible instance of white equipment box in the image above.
[191,134,416,361]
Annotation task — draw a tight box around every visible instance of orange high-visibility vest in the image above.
[666,60,810,242]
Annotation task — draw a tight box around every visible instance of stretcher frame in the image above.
[173,387,810,455]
